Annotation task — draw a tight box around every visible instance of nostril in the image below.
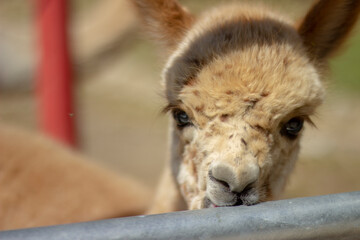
[210,162,259,193]
[207,169,258,207]
[209,164,241,192]
[208,170,230,189]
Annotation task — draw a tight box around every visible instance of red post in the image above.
[36,0,76,146]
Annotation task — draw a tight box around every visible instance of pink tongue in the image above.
[210,202,220,208]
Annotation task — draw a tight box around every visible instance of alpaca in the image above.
[0,123,150,230]
[131,0,360,213]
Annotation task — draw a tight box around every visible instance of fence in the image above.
[1,191,359,240]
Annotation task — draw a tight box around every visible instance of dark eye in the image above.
[281,117,304,139]
[173,110,192,128]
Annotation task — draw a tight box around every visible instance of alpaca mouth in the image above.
[203,188,259,208]
[203,196,249,208]
[203,197,218,208]
[203,197,241,208]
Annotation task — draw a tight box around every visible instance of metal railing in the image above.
[1,191,360,240]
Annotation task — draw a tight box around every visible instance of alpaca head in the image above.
[133,0,360,209]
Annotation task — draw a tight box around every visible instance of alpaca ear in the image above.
[298,0,360,61]
[131,0,194,52]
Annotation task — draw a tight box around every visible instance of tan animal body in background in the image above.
[0,124,150,230]
[132,0,360,213]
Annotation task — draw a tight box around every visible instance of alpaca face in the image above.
[163,9,324,209]
[133,0,360,211]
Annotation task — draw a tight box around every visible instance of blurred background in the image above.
[0,0,359,199]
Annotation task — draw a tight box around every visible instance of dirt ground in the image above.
[0,0,360,201]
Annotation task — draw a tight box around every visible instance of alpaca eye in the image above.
[281,117,304,139]
[173,110,192,128]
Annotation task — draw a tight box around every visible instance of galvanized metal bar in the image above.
[1,191,360,240]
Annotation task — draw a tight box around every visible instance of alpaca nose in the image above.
[209,162,259,193]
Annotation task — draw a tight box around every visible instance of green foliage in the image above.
[330,28,360,93]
